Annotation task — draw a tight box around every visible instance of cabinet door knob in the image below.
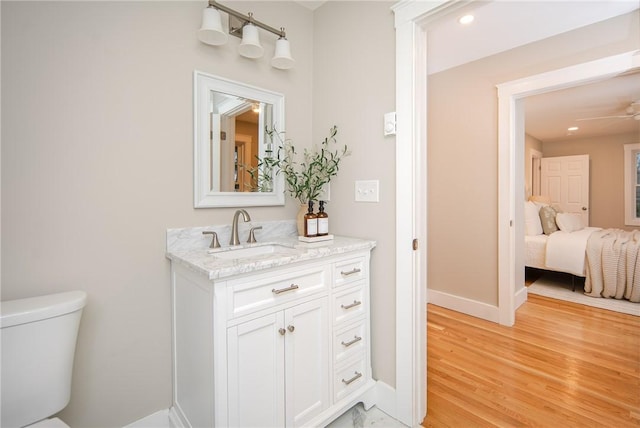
[278,328,286,336]
[287,325,295,333]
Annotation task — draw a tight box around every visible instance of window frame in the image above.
[623,143,640,226]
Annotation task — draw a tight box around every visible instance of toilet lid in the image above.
[29,418,70,428]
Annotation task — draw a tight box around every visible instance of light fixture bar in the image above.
[208,0,286,38]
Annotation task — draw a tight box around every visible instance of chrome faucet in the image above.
[230,209,251,246]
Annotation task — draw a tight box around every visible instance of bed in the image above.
[524,199,601,276]
[525,228,601,277]
[525,200,640,302]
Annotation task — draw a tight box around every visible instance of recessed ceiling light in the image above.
[459,14,474,25]
[568,126,579,132]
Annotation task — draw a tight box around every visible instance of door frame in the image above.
[529,148,542,197]
[496,50,639,326]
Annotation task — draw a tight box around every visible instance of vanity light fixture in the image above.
[197,0,295,70]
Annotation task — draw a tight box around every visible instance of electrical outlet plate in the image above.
[355,180,379,202]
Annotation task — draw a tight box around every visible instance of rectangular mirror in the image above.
[194,71,285,207]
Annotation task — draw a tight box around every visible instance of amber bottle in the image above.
[304,200,318,237]
[317,201,329,236]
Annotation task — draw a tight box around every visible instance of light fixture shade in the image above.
[271,38,295,70]
[238,24,264,59]
[198,7,227,46]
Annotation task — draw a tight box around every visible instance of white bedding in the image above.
[545,227,602,276]
[525,227,602,276]
[525,234,548,270]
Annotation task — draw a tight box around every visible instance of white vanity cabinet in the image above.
[169,247,375,428]
[227,297,329,427]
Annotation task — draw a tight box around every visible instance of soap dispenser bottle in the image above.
[304,200,318,237]
[317,201,329,236]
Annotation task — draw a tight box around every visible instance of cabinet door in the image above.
[227,313,285,428]
[285,298,330,427]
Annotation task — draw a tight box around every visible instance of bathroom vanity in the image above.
[166,223,376,427]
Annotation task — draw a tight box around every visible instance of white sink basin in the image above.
[209,244,297,260]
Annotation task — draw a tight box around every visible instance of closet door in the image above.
[541,154,590,226]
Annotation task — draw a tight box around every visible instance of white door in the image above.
[285,298,330,427]
[227,313,286,428]
[541,154,590,226]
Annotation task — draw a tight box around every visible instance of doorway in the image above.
[497,51,639,325]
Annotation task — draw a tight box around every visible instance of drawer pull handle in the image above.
[272,284,299,295]
[287,325,295,333]
[340,268,361,276]
[341,336,362,347]
[278,328,286,336]
[341,300,362,310]
[341,371,362,385]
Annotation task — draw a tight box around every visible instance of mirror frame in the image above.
[194,70,285,208]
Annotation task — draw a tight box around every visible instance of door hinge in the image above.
[412,239,418,251]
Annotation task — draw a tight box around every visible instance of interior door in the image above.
[541,154,590,226]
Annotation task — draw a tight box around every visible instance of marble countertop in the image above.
[166,221,376,280]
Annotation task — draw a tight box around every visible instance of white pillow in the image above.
[524,201,543,236]
[555,212,584,232]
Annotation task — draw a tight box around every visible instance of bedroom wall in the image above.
[427,10,639,306]
[543,132,640,231]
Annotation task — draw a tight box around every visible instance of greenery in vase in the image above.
[266,125,350,204]
[246,153,278,192]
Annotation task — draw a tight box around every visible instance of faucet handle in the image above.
[247,226,262,244]
[202,231,221,249]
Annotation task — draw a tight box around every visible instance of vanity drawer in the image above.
[334,357,367,402]
[334,320,367,365]
[227,265,329,318]
[332,285,366,325]
[333,256,366,288]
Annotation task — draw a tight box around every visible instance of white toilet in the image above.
[1,291,87,428]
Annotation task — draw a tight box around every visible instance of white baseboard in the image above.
[427,288,500,323]
[124,409,170,428]
[372,380,397,419]
[515,286,528,310]
[130,384,399,428]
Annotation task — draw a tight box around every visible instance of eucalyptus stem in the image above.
[263,125,349,204]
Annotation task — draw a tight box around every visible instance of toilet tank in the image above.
[1,291,87,428]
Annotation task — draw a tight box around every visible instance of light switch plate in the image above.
[384,112,396,136]
[355,180,380,202]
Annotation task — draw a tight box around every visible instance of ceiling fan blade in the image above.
[576,114,633,121]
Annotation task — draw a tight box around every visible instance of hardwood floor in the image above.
[423,295,640,427]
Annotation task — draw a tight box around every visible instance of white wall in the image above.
[2,1,399,425]
[1,2,314,426]
[312,1,397,386]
